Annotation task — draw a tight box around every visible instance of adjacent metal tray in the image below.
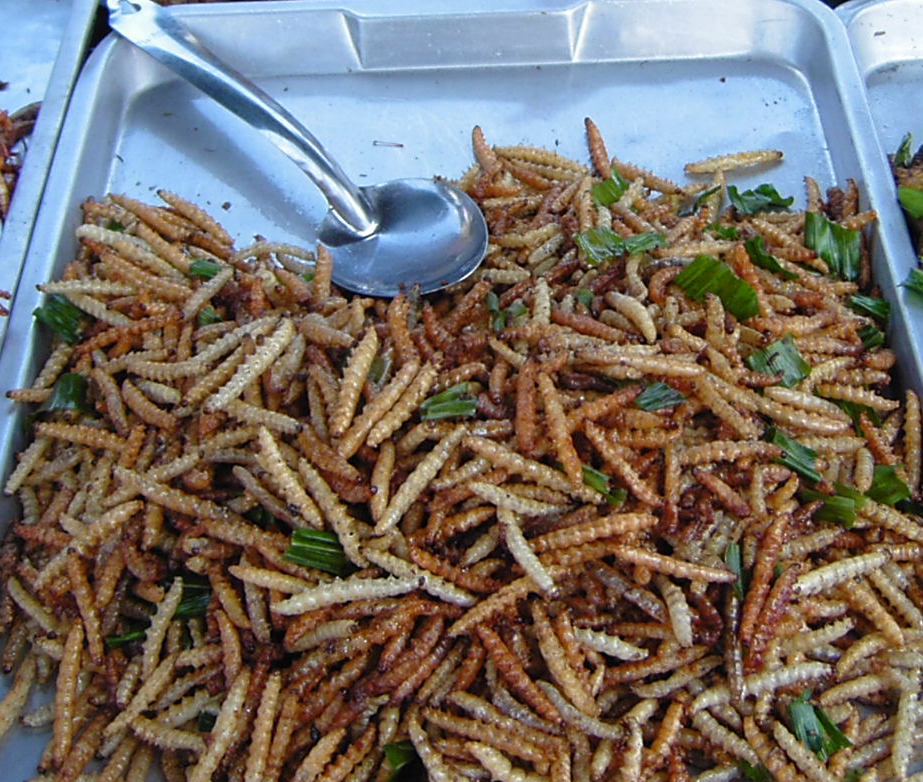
[0,0,913,775]
[0,0,100,353]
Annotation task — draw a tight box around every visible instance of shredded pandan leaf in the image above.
[900,185,923,220]
[634,381,686,411]
[421,383,478,421]
[745,235,798,280]
[174,577,212,618]
[858,324,885,351]
[744,334,811,388]
[33,294,85,345]
[581,464,627,506]
[903,267,923,297]
[788,690,852,761]
[727,183,793,215]
[768,428,821,483]
[724,542,745,600]
[196,305,222,326]
[591,169,631,206]
[848,294,890,324]
[865,464,911,507]
[575,228,665,266]
[804,212,861,281]
[35,373,94,417]
[895,132,915,168]
[189,258,223,279]
[284,529,347,576]
[673,254,759,321]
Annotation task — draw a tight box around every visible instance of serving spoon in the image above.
[106,0,488,297]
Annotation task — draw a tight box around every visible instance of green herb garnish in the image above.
[788,690,852,761]
[724,542,745,600]
[420,382,478,421]
[383,740,425,782]
[800,485,865,528]
[581,464,627,506]
[745,235,798,280]
[709,222,739,240]
[768,428,821,483]
[174,577,212,618]
[895,132,915,168]
[848,294,890,324]
[33,294,85,345]
[904,267,923,297]
[866,464,911,506]
[673,254,759,321]
[284,529,347,576]
[899,185,923,220]
[576,288,594,308]
[804,212,861,281]
[737,760,773,781]
[197,305,222,327]
[679,185,720,217]
[189,258,223,279]
[591,169,631,206]
[858,324,885,351]
[35,373,94,417]
[574,228,665,267]
[634,381,686,411]
[106,219,126,232]
[727,183,793,215]
[104,627,148,649]
[744,334,810,388]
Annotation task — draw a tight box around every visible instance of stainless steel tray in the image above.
[0,0,911,775]
[0,0,100,353]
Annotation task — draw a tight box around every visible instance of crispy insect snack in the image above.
[3,120,922,781]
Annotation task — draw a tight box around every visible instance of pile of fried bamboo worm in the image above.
[0,119,920,782]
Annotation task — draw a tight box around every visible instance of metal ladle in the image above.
[106,0,488,297]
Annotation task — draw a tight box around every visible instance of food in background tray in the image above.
[0,103,39,225]
[0,120,918,782]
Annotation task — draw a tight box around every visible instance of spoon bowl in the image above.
[106,0,488,297]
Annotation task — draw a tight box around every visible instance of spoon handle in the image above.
[107,0,378,237]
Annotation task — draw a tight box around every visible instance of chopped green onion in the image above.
[285,529,347,576]
[35,373,94,417]
[804,212,861,281]
[724,542,745,600]
[768,428,821,483]
[727,183,793,215]
[744,334,811,388]
[634,381,686,411]
[591,170,631,206]
[744,235,798,280]
[903,267,923,297]
[673,254,759,321]
[575,228,666,267]
[895,132,915,168]
[858,324,885,351]
[866,464,911,506]
[788,690,852,761]
[899,185,923,220]
[197,305,222,326]
[33,294,85,345]
[576,288,594,308]
[848,294,890,324]
[581,464,627,506]
[104,628,148,648]
[709,222,739,240]
[189,258,223,279]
